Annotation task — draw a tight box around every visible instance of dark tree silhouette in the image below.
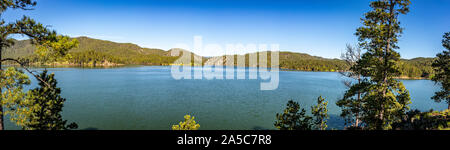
[431,32,450,109]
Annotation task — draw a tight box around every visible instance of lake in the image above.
[4,66,447,130]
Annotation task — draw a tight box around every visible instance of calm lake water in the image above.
[5,66,447,130]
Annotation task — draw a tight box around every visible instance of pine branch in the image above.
[0,58,52,89]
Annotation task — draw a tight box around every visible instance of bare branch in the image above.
[1,58,52,89]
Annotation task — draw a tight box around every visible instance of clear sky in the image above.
[2,0,449,58]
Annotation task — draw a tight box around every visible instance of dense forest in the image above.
[399,57,435,79]
[2,37,435,78]
[278,52,350,72]
[3,37,180,66]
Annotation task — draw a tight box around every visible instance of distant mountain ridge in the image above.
[1,36,435,78]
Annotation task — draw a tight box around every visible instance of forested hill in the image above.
[2,37,189,65]
[399,57,435,79]
[2,37,435,78]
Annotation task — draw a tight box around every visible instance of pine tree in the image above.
[0,67,30,127]
[0,0,77,130]
[337,45,364,128]
[172,115,200,130]
[17,70,77,130]
[275,100,313,130]
[0,0,54,130]
[392,109,449,130]
[312,96,328,130]
[431,32,450,109]
[350,0,412,129]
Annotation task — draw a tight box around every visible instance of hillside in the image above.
[399,57,435,79]
[2,37,195,66]
[278,52,349,72]
[203,51,349,72]
[1,37,436,78]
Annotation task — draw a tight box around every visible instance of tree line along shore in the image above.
[2,37,435,79]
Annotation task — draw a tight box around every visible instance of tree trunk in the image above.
[0,46,3,130]
[378,0,395,129]
[355,77,361,127]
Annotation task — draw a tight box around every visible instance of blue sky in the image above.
[2,0,449,58]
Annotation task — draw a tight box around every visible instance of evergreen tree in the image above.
[34,36,79,64]
[431,32,450,109]
[0,0,76,130]
[0,0,55,130]
[0,67,30,127]
[275,100,313,130]
[349,0,412,129]
[311,96,329,130]
[172,115,200,130]
[337,44,364,128]
[392,109,449,130]
[18,70,77,130]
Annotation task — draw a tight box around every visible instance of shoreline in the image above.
[3,63,430,80]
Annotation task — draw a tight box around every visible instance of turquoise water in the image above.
[4,66,447,130]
